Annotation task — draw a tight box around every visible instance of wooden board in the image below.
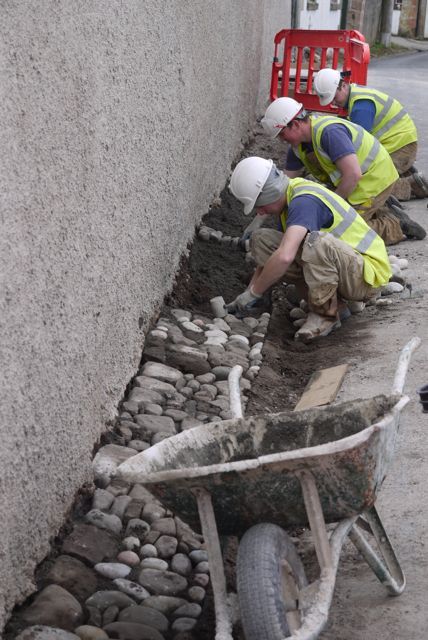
[294,364,348,411]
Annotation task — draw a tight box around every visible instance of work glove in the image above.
[225,287,262,314]
[238,215,264,251]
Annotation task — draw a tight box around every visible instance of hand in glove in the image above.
[225,287,262,314]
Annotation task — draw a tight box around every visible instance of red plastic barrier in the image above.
[270,29,370,115]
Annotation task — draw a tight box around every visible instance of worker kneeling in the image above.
[226,157,391,343]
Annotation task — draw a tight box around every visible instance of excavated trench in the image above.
[6,130,382,640]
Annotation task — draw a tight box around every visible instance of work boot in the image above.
[294,312,341,343]
[386,195,407,210]
[388,204,426,240]
[408,172,428,199]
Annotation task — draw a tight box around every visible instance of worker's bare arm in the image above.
[251,225,307,295]
[334,153,362,200]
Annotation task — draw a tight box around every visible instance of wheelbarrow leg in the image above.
[348,505,405,596]
[193,487,234,640]
[298,470,333,572]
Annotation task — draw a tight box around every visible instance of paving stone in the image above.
[142,502,167,524]
[124,499,144,522]
[102,604,119,625]
[129,387,165,407]
[46,555,98,602]
[180,417,202,431]
[165,345,211,375]
[209,351,248,369]
[151,432,172,445]
[183,400,196,418]
[86,590,135,611]
[62,524,119,565]
[128,439,151,452]
[186,379,200,391]
[249,331,265,346]
[128,484,155,502]
[103,622,165,640]
[118,605,169,631]
[113,578,151,601]
[144,403,164,416]
[122,400,140,414]
[92,445,137,487]
[194,561,209,574]
[122,536,141,552]
[92,488,115,511]
[165,392,187,409]
[211,366,232,380]
[111,495,132,519]
[85,510,122,536]
[140,543,158,558]
[15,628,80,640]
[179,386,194,399]
[242,316,259,329]
[163,409,188,422]
[125,518,151,541]
[22,584,83,630]
[187,586,205,602]
[151,517,176,536]
[117,550,140,566]
[203,335,228,346]
[142,595,187,615]
[195,373,216,384]
[86,605,103,626]
[170,309,192,321]
[134,376,177,395]
[134,415,176,436]
[172,602,202,619]
[107,477,131,497]
[180,321,205,343]
[168,327,196,347]
[191,572,209,588]
[74,626,110,640]
[140,558,169,572]
[155,535,178,558]
[189,550,208,564]
[95,562,131,580]
[141,362,184,383]
[144,530,161,545]
[170,554,192,577]
[171,618,197,632]
[138,569,188,596]
[141,346,166,364]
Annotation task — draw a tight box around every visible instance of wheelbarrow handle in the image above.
[391,337,421,395]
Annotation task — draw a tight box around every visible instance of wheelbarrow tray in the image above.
[119,393,403,535]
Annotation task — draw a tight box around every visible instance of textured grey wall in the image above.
[0,0,290,627]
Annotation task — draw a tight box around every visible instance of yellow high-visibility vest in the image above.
[280,178,392,287]
[348,84,417,154]
[308,115,398,206]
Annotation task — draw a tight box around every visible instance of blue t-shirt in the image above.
[285,123,355,170]
[348,99,376,132]
[282,194,333,231]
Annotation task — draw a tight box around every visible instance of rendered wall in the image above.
[0,0,290,628]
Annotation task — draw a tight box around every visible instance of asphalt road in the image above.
[323,51,428,640]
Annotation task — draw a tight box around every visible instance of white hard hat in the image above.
[261,97,304,139]
[229,157,273,215]
[313,68,341,106]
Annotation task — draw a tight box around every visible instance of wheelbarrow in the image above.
[118,337,420,640]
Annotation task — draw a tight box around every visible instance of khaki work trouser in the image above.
[353,182,405,246]
[251,229,378,316]
[390,142,418,201]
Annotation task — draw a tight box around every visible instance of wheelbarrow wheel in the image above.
[237,523,307,640]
